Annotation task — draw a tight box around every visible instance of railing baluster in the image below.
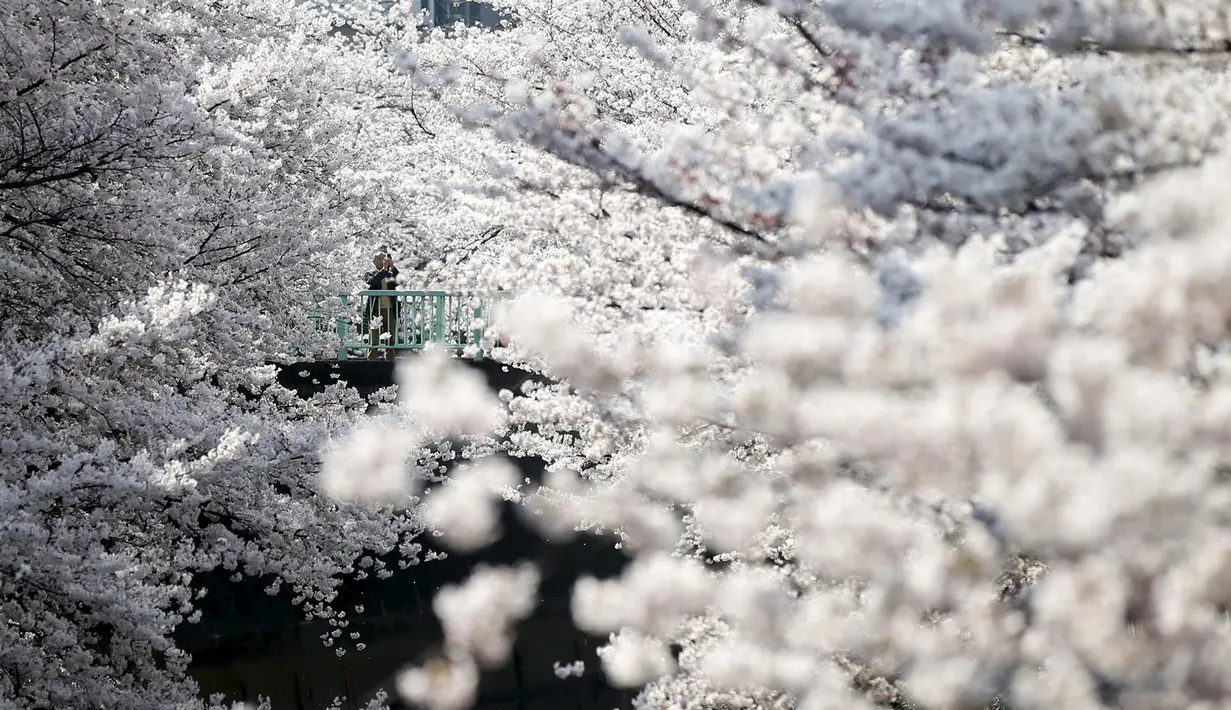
[472,298,484,360]
[395,293,404,347]
[438,289,448,342]
[408,294,416,349]
[415,294,422,348]
[416,294,425,348]
[449,294,457,349]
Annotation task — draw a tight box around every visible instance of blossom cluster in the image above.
[324,1,1231,709]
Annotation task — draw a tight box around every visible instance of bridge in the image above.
[190,289,633,709]
[306,290,505,361]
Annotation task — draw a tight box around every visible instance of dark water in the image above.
[181,359,631,709]
[180,510,632,709]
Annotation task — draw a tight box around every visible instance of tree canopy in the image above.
[372,2,1231,710]
[7,0,1231,708]
[0,1,449,706]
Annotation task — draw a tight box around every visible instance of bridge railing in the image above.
[307,290,506,360]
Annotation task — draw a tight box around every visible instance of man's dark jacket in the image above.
[362,266,399,333]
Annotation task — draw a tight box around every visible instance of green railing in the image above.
[308,290,503,361]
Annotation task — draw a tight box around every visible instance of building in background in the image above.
[412,0,504,28]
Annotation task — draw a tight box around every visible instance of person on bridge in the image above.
[364,250,400,361]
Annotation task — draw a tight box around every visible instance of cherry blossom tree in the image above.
[339,2,1231,709]
[0,0,477,707]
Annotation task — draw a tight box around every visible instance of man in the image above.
[364,250,400,361]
